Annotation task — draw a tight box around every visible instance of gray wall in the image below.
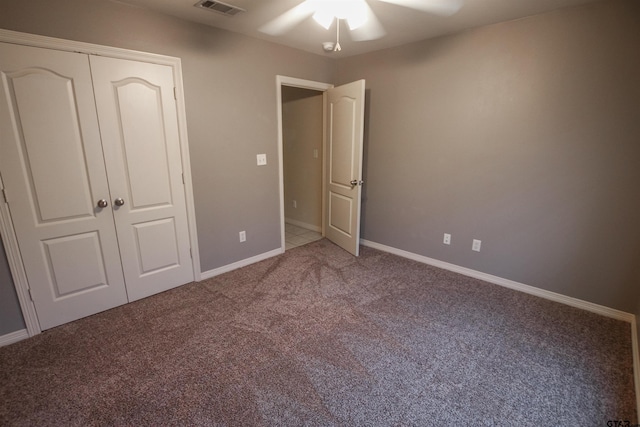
[283,87,323,230]
[2,0,639,335]
[0,233,25,334]
[336,0,640,312]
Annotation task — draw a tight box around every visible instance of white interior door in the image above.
[324,80,365,256]
[0,43,128,329]
[90,56,194,301]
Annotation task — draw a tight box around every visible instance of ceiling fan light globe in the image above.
[347,14,367,30]
[342,0,368,29]
[312,11,334,29]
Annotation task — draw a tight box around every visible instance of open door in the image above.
[323,80,365,256]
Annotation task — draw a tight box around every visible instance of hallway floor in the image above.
[285,223,322,250]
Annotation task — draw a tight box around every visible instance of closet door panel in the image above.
[0,43,128,329]
[90,56,193,301]
[115,80,172,208]
[11,70,94,221]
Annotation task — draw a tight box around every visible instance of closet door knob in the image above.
[114,198,125,206]
[97,199,108,208]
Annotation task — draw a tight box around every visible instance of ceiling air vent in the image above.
[195,0,246,16]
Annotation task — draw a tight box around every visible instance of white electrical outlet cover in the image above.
[472,239,481,252]
[257,154,267,166]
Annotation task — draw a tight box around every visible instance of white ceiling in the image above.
[114,0,603,57]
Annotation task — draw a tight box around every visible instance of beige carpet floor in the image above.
[0,239,636,425]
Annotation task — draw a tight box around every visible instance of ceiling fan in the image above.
[259,0,464,51]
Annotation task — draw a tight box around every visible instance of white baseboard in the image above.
[199,248,283,280]
[0,329,29,347]
[360,239,634,323]
[285,218,322,233]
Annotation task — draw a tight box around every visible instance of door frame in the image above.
[276,76,333,250]
[0,29,202,338]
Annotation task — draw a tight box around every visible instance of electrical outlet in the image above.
[313,149,319,159]
[293,200,297,208]
[256,154,267,166]
[443,233,451,245]
[239,231,246,242]
[472,239,481,252]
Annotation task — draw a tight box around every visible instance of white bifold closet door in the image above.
[90,56,193,302]
[0,42,193,330]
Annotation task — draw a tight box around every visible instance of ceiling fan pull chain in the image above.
[334,18,342,51]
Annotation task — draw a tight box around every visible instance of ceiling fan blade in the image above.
[377,0,463,16]
[259,1,315,36]
[350,2,386,41]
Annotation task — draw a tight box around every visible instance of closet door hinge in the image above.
[173,87,177,100]
[182,173,185,185]
[1,188,7,204]
[28,288,34,301]
[189,248,193,259]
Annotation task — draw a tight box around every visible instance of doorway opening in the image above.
[276,76,332,251]
[277,76,365,256]
[282,86,323,250]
